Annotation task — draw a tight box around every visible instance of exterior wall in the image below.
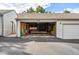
[3,11,17,36]
[56,20,79,39]
[16,21,20,37]
[0,16,2,36]
[56,21,62,38]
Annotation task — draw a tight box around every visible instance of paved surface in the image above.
[6,34,16,37]
[0,35,79,55]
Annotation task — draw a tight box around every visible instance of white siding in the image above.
[3,11,17,36]
[16,21,20,37]
[56,21,62,38]
[56,20,79,39]
[0,16,2,36]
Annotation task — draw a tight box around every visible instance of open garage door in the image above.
[62,24,79,39]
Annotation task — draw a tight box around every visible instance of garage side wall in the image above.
[56,21,62,38]
[56,20,79,39]
[0,16,2,36]
[16,21,20,37]
[3,11,17,36]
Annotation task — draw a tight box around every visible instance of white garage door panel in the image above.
[63,25,79,39]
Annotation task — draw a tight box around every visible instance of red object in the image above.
[25,32,29,36]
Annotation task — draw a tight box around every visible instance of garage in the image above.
[62,24,79,39]
[16,13,79,39]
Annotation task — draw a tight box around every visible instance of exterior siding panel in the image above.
[0,16,2,36]
[56,21,62,38]
[3,11,17,36]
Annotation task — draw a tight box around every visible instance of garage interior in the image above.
[20,22,56,36]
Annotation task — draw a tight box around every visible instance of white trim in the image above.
[20,19,56,22]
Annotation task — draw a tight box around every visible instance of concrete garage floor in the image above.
[0,35,79,55]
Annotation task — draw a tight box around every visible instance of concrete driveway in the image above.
[0,36,79,55]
